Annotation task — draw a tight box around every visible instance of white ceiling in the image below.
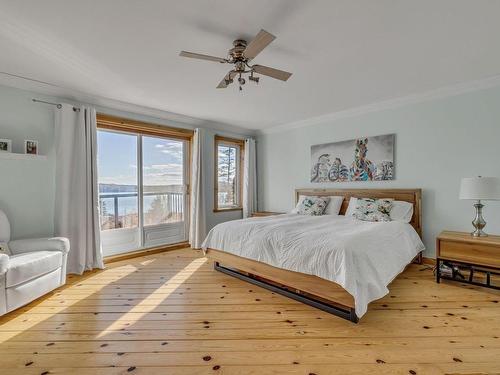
[1,0,500,132]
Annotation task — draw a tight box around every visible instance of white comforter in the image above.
[202,214,425,317]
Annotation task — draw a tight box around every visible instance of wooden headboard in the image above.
[295,188,422,237]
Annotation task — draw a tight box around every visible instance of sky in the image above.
[97,130,184,187]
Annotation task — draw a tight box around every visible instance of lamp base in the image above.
[471,229,488,237]
[471,201,487,237]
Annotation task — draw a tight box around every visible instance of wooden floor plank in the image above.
[8,363,500,375]
[1,248,499,374]
[1,348,500,367]
[1,336,499,354]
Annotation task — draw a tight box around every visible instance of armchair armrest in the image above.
[0,254,8,275]
[8,237,70,255]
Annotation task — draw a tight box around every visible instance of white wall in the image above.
[0,87,56,239]
[257,85,500,257]
[0,84,249,241]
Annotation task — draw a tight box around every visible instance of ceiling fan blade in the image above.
[243,29,276,60]
[252,65,292,81]
[216,71,237,88]
[179,51,227,63]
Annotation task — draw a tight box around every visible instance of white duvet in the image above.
[202,214,425,317]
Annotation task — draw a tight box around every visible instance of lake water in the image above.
[99,193,184,216]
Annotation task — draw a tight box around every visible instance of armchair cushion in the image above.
[9,237,70,255]
[6,251,63,287]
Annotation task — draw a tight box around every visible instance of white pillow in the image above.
[324,196,344,215]
[345,197,358,218]
[290,195,307,214]
[390,200,414,223]
[345,197,414,223]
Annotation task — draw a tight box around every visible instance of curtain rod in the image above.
[0,72,80,112]
[32,98,80,112]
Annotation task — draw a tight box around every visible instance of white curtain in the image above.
[189,128,206,249]
[243,138,257,218]
[54,104,104,274]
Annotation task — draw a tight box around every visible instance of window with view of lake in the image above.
[97,128,188,255]
[142,136,184,226]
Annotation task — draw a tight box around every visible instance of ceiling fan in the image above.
[179,29,292,90]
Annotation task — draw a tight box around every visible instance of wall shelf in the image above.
[0,152,47,161]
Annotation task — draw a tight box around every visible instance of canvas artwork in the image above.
[311,134,395,182]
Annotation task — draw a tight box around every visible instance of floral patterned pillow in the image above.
[352,198,393,222]
[296,196,330,216]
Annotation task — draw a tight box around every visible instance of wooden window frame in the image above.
[96,113,194,197]
[214,135,245,212]
[96,114,194,141]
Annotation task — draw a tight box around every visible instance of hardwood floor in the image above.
[1,248,499,374]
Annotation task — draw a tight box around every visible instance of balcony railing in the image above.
[99,191,184,230]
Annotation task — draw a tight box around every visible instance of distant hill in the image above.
[99,184,183,194]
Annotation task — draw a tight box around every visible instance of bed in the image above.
[203,188,425,322]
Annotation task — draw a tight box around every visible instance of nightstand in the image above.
[436,230,500,290]
[250,211,284,217]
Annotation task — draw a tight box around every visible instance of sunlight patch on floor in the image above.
[0,261,152,342]
[97,257,207,336]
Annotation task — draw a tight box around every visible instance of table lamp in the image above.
[459,176,500,237]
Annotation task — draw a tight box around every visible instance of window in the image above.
[214,136,244,211]
[96,114,192,256]
[142,136,185,226]
[97,130,139,231]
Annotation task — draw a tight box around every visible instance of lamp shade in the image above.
[459,177,500,200]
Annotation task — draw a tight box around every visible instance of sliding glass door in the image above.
[97,129,189,256]
[97,130,141,255]
[141,135,187,248]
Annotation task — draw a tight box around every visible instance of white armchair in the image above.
[0,209,69,316]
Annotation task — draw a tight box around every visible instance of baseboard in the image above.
[104,242,190,264]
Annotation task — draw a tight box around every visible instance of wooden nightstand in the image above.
[436,230,500,290]
[250,211,284,217]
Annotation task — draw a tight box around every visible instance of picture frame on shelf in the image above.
[0,139,12,152]
[24,140,38,155]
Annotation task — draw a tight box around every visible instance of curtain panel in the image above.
[189,128,207,249]
[243,138,257,218]
[54,105,104,274]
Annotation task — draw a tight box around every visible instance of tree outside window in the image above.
[215,136,244,211]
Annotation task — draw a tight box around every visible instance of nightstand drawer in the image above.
[439,240,500,268]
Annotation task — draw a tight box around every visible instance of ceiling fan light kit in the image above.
[180,29,292,91]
